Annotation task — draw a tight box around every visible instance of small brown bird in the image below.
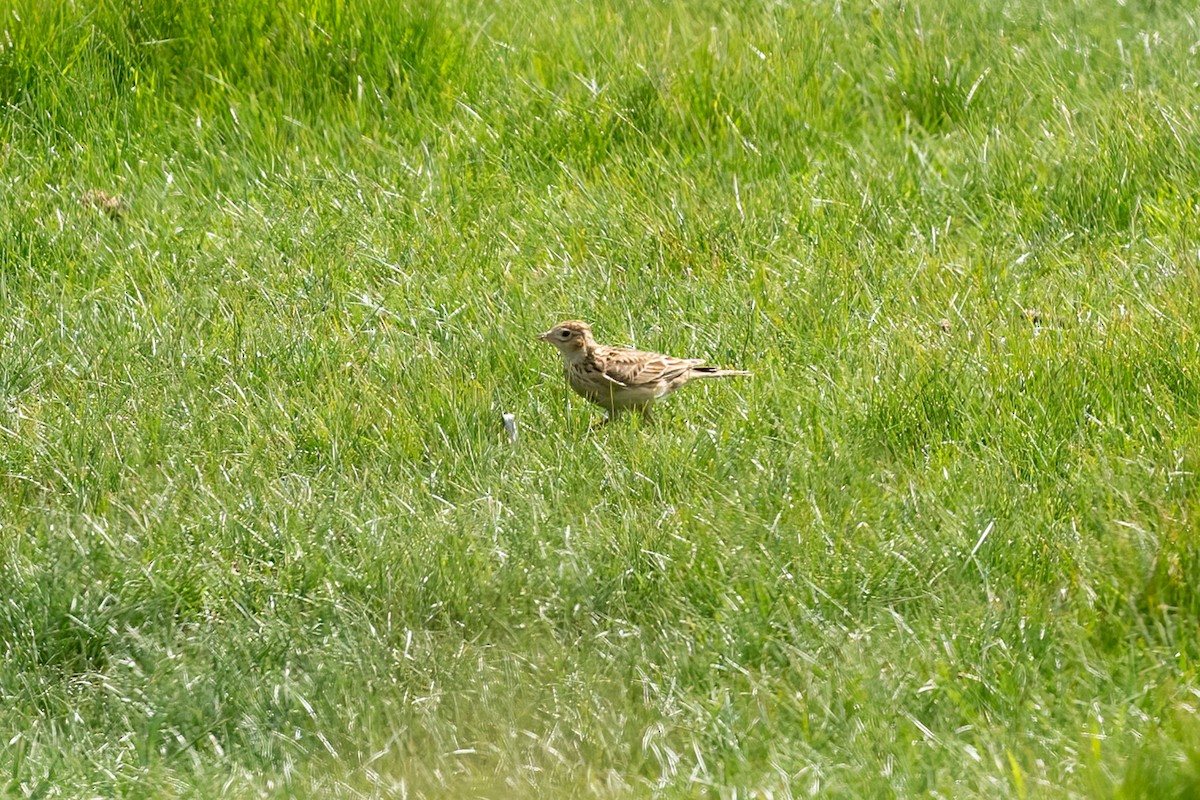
[539,320,750,423]
[80,189,126,220]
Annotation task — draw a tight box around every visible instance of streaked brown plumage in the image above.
[538,320,749,422]
[80,189,126,219]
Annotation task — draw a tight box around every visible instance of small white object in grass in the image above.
[502,413,518,443]
[970,520,995,558]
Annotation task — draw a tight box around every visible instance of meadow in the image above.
[2,0,1199,796]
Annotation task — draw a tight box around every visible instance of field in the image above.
[2,0,1200,796]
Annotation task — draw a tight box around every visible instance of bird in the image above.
[538,320,750,423]
[79,189,126,220]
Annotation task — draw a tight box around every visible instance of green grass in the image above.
[2,0,1200,796]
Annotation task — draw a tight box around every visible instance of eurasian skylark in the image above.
[80,189,126,219]
[539,320,750,422]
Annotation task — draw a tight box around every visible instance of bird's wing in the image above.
[595,346,703,387]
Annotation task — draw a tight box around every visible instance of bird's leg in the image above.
[639,405,654,425]
[593,405,626,429]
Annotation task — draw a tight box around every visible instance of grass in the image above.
[1,0,1199,796]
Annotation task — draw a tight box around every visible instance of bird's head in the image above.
[538,320,595,358]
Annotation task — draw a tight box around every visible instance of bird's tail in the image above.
[691,367,751,378]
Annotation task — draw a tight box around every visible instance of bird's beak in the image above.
[537,330,552,342]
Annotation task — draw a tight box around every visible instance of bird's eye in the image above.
[558,330,571,339]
